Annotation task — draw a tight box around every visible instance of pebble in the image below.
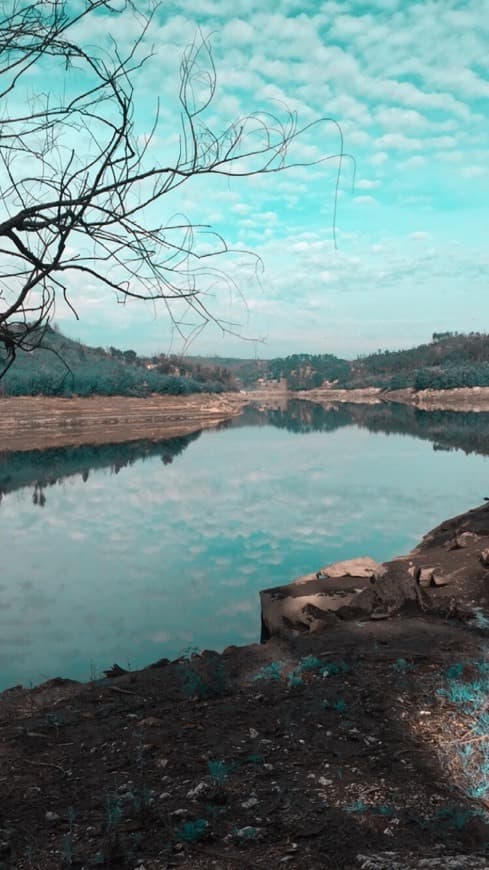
[187,782,208,799]
[241,796,259,809]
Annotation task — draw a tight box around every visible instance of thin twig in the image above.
[107,685,141,697]
[445,733,489,746]
[24,758,67,774]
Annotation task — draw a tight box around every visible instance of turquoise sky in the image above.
[49,1,489,357]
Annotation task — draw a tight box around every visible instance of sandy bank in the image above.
[0,393,246,452]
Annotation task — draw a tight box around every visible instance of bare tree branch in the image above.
[0,0,352,367]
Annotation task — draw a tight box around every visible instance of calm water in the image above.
[1,401,489,690]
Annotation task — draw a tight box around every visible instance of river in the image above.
[1,400,489,689]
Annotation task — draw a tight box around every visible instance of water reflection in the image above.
[237,400,489,457]
[0,431,202,506]
[2,401,489,504]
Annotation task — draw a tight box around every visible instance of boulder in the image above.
[315,556,386,581]
[260,557,385,641]
[418,567,435,588]
[444,531,480,550]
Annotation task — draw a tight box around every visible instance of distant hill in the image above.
[215,332,489,392]
[349,332,489,390]
[0,327,238,397]
[3,328,489,397]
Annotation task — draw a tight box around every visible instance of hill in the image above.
[0,327,238,397]
[4,329,489,397]
[218,332,489,392]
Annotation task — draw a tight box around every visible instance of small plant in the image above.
[60,806,76,867]
[105,795,123,831]
[438,657,489,802]
[321,696,347,713]
[470,608,489,631]
[60,833,72,868]
[176,818,208,843]
[345,799,367,813]
[445,663,465,680]
[373,805,395,817]
[251,661,285,682]
[297,655,323,672]
[246,753,263,765]
[391,658,413,674]
[434,805,478,830]
[206,758,234,806]
[207,760,231,785]
[178,647,228,699]
[287,655,324,687]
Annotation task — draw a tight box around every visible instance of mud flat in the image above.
[0,393,246,452]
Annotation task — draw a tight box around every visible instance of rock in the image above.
[187,782,208,799]
[241,796,259,809]
[260,558,384,640]
[138,716,162,727]
[234,825,262,840]
[45,811,59,822]
[315,556,386,581]
[410,566,449,588]
[418,567,435,588]
[431,573,450,587]
[445,531,480,550]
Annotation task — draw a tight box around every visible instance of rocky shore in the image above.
[1,502,489,868]
[296,385,489,412]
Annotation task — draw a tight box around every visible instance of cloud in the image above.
[9,0,485,359]
[356,179,380,189]
[354,195,377,205]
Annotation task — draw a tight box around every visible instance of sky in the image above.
[13,0,489,357]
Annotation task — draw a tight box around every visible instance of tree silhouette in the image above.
[0,0,349,376]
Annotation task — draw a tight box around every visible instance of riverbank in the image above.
[2,502,489,868]
[0,393,246,452]
[2,386,489,455]
[295,385,489,411]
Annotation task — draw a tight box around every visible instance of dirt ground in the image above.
[0,395,245,452]
[1,613,489,867]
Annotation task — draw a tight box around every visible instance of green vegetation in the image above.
[0,326,237,397]
[200,331,489,392]
[351,332,489,390]
[438,660,489,803]
[178,647,229,699]
[4,328,489,396]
